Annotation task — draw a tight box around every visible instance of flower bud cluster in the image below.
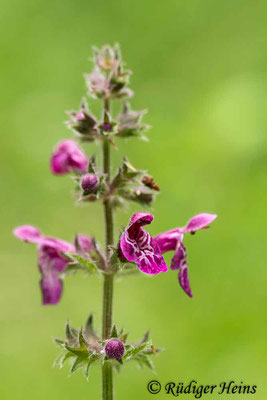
[53,316,159,378]
[110,158,160,207]
[86,44,132,100]
[65,45,149,145]
[116,102,150,139]
[48,44,153,209]
[66,99,98,142]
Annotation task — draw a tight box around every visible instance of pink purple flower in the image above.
[119,213,168,275]
[13,226,92,305]
[50,139,88,175]
[154,213,217,297]
[119,213,217,297]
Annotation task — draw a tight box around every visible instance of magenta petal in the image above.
[77,235,93,252]
[178,263,193,297]
[120,213,154,262]
[50,152,70,174]
[13,225,42,243]
[69,153,88,173]
[128,212,154,228]
[50,139,88,175]
[154,229,183,254]
[38,237,73,275]
[14,225,74,305]
[38,247,69,275]
[170,240,192,296]
[170,240,187,270]
[137,244,168,275]
[40,275,63,305]
[183,213,217,232]
[56,139,80,153]
[40,237,74,253]
[120,213,168,275]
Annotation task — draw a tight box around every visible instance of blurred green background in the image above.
[1,0,266,399]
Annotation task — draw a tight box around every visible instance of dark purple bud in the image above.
[105,339,125,360]
[81,173,99,193]
[101,123,112,132]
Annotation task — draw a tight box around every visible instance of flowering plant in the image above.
[13,45,217,400]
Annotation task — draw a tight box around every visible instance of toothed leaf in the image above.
[84,314,97,339]
[84,355,97,380]
[123,343,147,359]
[53,338,65,348]
[110,325,118,338]
[70,356,86,375]
[65,253,98,273]
[78,329,88,349]
[65,321,76,342]
[135,353,154,370]
[141,331,150,344]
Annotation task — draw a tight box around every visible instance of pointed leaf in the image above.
[135,353,154,370]
[53,352,65,368]
[131,343,148,357]
[65,321,76,342]
[66,253,98,273]
[61,262,82,276]
[59,352,75,368]
[110,325,118,338]
[84,314,97,339]
[141,331,150,344]
[121,332,128,342]
[83,356,97,380]
[88,155,96,173]
[65,344,88,356]
[123,343,147,360]
[74,235,82,252]
[53,338,65,348]
[70,356,86,375]
[78,329,88,349]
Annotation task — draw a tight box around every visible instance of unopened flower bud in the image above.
[101,122,112,132]
[81,173,99,193]
[67,100,98,141]
[105,339,125,360]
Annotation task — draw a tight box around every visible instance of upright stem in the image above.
[102,98,114,400]
[102,139,114,338]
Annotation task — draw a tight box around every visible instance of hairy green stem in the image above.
[102,98,114,400]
